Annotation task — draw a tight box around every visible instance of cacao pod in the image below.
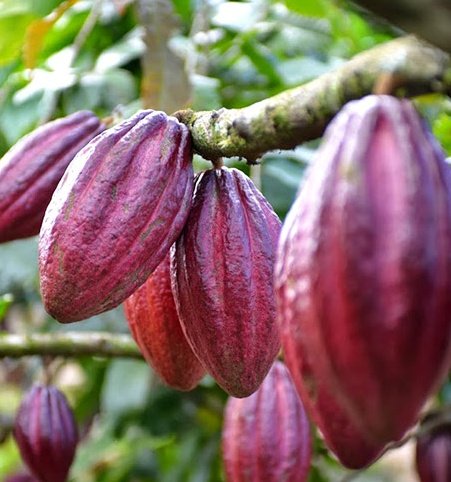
[416,417,451,482]
[283,337,385,469]
[0,111,104,243]
[171,167,281,397]
[124,252,206,391]
[222,361,312,482]
[276,95,451,447]
[39,110,194,322]
[14,384,78,482]
[5,474,39,482]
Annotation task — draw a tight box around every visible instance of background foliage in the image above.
[0,0,450,481]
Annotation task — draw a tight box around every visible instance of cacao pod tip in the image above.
[222,361,312,482]
[124,253,206,391]
[14,384,78,482]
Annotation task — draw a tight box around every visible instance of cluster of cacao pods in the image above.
[0,108,282,397]
[13,384,78,482]
[2,92,451,478]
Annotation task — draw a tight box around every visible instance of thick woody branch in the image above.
[0,332,142,359]
[175,36,451,163]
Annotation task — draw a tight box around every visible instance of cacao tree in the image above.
[0,1,450,481]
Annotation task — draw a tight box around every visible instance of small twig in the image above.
[0,332,142,359]
[71,0,103,65]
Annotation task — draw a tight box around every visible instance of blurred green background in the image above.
[0,1,450,481]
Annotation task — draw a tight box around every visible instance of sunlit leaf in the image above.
[434,113,451,156]
[24,0,79,68]
[0,294,13,320]
[283,0,328,17]
[0,14,35,65]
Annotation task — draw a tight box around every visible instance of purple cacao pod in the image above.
[0,111,104,243]
[39,110,194,322]
[416,419,451,482]
[276,95,451,450]
[5,473,39,482]
[13,384,78,482]
[124,252,206,391]
[171,167,281,398]
[222,361,312,482]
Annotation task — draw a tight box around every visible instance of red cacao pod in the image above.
[39,110,194,322]
[222,361,312,482]
[0,111,104,243]
[276,95,451,449]
[171,167,281,397]
[124,253,206,391]
[13,384,78,482]
[416,419,451,482]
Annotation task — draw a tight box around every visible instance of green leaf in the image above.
[261,153,309,218]
[283,0,328,17]
[434,113,451,156]
[0,14,36,65]
[30,0,66,17]
[191,75,222,111]
[0,294,13,319]
[241,39,282,86]
[102,359,151,415]
[0,436,21,480]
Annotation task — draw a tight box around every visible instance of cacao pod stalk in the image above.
[171,167,281,398]
[13,384,78,482]
[222,361,312,482]
[0,111,104,243]
[124,252,206,391]
[39,109,194,322]
[276,95,451,450]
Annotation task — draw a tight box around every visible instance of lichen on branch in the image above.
[175,36,451,163]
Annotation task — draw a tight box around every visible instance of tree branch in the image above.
[174,35,451,163]
[0,332,142,359]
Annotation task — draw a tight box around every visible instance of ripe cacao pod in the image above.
[39,110,194,322]
[416,418,451,482]
[14,384,78,482]
[0,111,104,243]
[124,252,206,391]
[276,95,451,448]
[222,361,312,482]
[171,167,281,397]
